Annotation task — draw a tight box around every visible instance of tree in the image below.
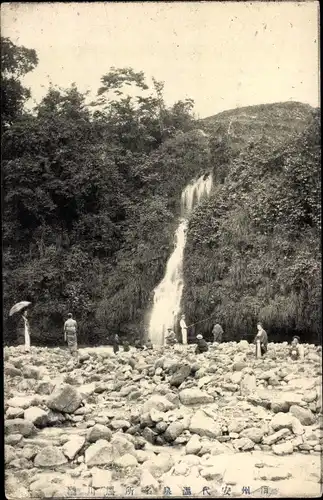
[1,37,38,130]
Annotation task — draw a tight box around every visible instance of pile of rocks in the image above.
[4,340,322,498]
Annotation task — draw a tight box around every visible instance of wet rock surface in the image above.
[4,342,322,498]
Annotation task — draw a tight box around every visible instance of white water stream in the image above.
[148,173,213,345]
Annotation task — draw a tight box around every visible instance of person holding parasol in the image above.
[9,301,32,352]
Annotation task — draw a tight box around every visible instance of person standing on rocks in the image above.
[123,340,130,352]
[254,322,268,356]
[289,336,304,361]
[113,334,120,354]
[64,313,78,359]
[20,309,31,352]
[180,314,188,345]
[212,323,224,343]
[195,334,209,354]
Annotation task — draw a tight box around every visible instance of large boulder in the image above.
[110,434,136,457]
[34,446,68,467]
[149,408,165,423]
[270,413,304,435]
[24,407,49,428]
[62,435,85,460]
[6,407,24,419]
[5,418,36,437]
[232,361,247,371]
[271,392,305,413]
[86,424,112,443]
[262,428,292,445]
[164,422,185,442]
[239,427,265,443]
[287,377,317,391]
[170,364,191,387]
[4,363,21,377]
[228,420,247,434]
[233,437,255,451]
[114,453,138,468]
[189,410,222,438]
[289,405,316,426]
[142,427,158,444]
[36,381,55,395]
[110,419,131,431]
[85,440,115,466]
[179,388,213,405]
[22,365,42,379]
[142,395,175,414]
[47,409,65,426]
[186,434,202,455]
[272,441,294,455]
[47,384,82,413]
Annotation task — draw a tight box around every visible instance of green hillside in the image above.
[184,102,321,344]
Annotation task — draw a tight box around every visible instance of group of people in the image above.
[253,323,304,360]
[166,319,304,360]
[16,308,305,362]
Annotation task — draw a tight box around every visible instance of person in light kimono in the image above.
[21,309,31,352]
[180,314,188,345]
[212,323,224,343]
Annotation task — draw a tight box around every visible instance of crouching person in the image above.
[195,334,209,354]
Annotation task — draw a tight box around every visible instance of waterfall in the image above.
[148,173,213,345]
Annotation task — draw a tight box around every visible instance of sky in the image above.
[1,2,320,118]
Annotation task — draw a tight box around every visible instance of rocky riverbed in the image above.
[4,341,323,498]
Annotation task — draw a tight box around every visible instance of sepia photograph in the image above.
[1,1,321,498]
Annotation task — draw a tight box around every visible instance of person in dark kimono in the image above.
[123,340,130,352]
[145,338,153,350]
[195,334,209,354]
[254,323,268,356]
[113,334,120,354]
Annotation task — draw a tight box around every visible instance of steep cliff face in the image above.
[182,102,321,344]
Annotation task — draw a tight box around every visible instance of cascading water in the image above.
[148,173,213,345]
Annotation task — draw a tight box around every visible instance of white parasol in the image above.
[9,301,31,316]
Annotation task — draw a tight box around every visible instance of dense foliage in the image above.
[184,107,321,344]
[2,38,321,346]
[2,38,207,345]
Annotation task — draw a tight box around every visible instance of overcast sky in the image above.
[1,2,320,118]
